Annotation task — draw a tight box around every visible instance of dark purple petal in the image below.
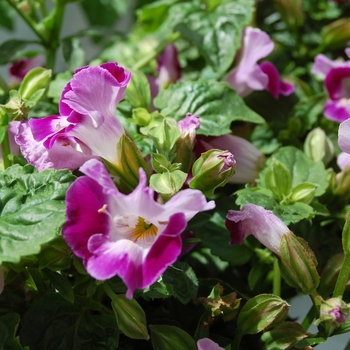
[325,67,350,100]
[225,210,249,245]
[63,176,109,260]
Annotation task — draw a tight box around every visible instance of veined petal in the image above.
[15,122,95,171]
[339,118,350,154]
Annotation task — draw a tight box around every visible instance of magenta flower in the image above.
[197,338,224,350]
[197,134,265,184]
[338,119,350,167]
[15,63,131,171]
[312,51,350,122]
[224,26,294,98]
[9,55,45,83]
[63,159,215,299]
[226,204,291,255]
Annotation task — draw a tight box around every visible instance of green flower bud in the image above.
[150,170,187,199]
[189,149,235,197]
[273,0,304,30]
[265,160,292,202]
[132,107,151,127]
[334,165,350,197]
[321,17,350,50]
[314,296,350,328]
[279,233,320,294]
[289,182,317,204]
[237,294,289,335]
[304,127,334,165]
[19,67,51,102]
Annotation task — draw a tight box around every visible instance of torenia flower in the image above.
[197,134,265,184]
[315,296,350,327]
[197,338,224,350]
[63,159,214,299]
[15,63,131,171]
[226,204,291,255]
[9,55,45,84]
[338,118,350,169]
[225,27,294,98]
[312,49,350,122]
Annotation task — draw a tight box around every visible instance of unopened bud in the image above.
[279,233,320,294]
[334,165,350,197]
[315,296,350,327]
[273,0,304,30]
[132,107,151,127]
[190,149,235,197]
[19,67,51,102]
[289,182,317,204]
[304,127,334,165]
[321,17,350,50]
[237,294,289,335]
[265,160,292,202]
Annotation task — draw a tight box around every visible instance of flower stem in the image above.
[0,75,9,94]
[273,257,281,296]
[103,282,118,301]
[333,253,350,298]
[301,305,315,330]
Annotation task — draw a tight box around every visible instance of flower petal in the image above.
[325,66,350,100]
[339,118,350,154]
[324,99,350,123]
[337,152,350,170]
[197,338,225,350]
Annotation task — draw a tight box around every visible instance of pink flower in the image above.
[15,63,131,171]
[197,338,224,350]
[63,159,215,299]
[225,27,294,98]
[226,204,291,255]
[338,118,350,169]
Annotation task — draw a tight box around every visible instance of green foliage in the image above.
[0,313,28,350]
[0,40,33,65]
[154,80,264,136]
[0,165,75,265]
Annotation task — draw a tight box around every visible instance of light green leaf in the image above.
[149,325,197,350]
[154,80,264,136]
[61,38,85,72]
[0,165,75,264]
[126,69,151,108]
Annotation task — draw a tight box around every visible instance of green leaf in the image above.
[162,261,198,304]
[0,313,28,350]
[19,293,119,350]
[47,71,72,104]
[149,325,197,350]
[175,0,254,76]
[235,186,277,210]
[111,294,149,340]
[154,80,264,136]
[126,69,151,109]
[0,40,34,65]
[258,146,328,197]
[42,270,74,303]
[0,165,75,264]
[0,1,15,30]
[273,203,315,225]
[61,38,85,72]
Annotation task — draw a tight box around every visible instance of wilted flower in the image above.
[63,159,214,299]
[15,62,131,171]
[198,134,265,184]
[226,204,291,255]
[225,26,294,98]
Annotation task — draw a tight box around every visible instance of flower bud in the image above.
[273,0,304,31]
[237,294,289,335]
[289,182,317,204]
[132,107,151,127]
[304,127,334,165]
[265,160,292,202]
[174,113,200,172]
[315,296,350,328]
[321,17,350,50]
[279,233,320,294]
[190,149,235,197]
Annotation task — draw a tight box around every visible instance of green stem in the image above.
[5,0,48,44]
[132,32,181,70]
[231,330,243,350]
[1,111,11,170]
[301,305,315,330]
[38,0,48,17]
[102,282,117,301]
[273,257,281,296]
[0,75,9,94]
[333,253,350,297]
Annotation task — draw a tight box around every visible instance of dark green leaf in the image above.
[0,313,28,350]
[0,1,15,30]
[42,270,74,303]
[149,324,197,350]
[162,261,198,304]
[125,69,151,109]
[20,293,119,350]
[0,165,75,264]
[0,40,35,65]
[273,203,315,225]
[154,80,264,136]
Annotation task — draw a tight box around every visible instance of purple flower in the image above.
[198,134,265,184]
[15,63,131,171]
[226,204,291,255]
[9,55,45,83]
[338,118,350,170]
[224,27,294,98]
[197,338,224,350]
[63,159,215,299]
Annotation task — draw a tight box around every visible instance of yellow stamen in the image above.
[130,217,158,242]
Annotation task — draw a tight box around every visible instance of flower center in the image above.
[130,217,158,242]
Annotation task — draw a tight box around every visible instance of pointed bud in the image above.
[104,133,150,192]
[304,127,334,165]
[190,149,235,197]
[321,17,350,50]
[265,160,292,202]
[132,107,151,127]
[174,113,200,172]
[273,0,304,30]
[279,233,320,294]
[289,182,317,204]
[315,296,350,327]
[237,294,289,335]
